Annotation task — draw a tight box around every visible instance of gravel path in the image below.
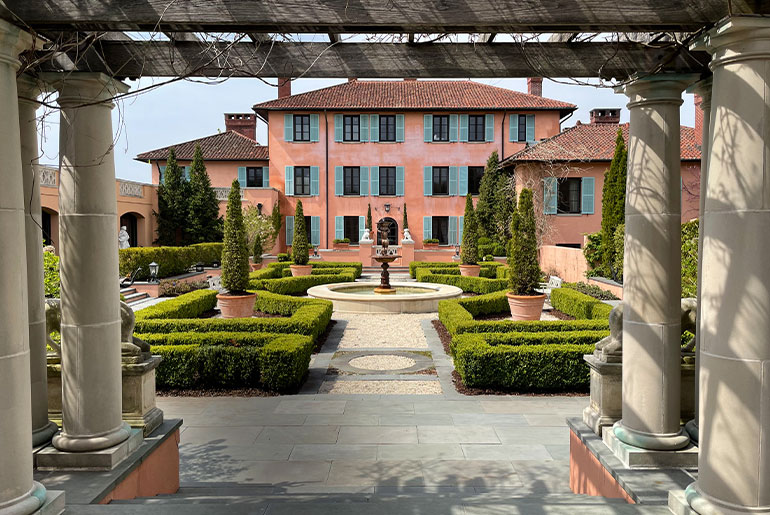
[319,380,443,395]
[336,313,433,349]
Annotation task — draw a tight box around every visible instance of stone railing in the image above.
[39,167,57,187]
[118,180,144,198]
[214,187,245,201]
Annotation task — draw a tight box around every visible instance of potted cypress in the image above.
[459,193,481,277]
[217,179,256,318]
[290,200,312,276]
[506,188,546,320]
[250,232,263,271]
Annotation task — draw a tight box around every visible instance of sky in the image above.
[37,77,697,184]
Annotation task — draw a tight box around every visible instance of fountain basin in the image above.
[307,281,462,313]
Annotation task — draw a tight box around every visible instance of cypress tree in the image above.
[252,232,264,265]
[187,145,223,243]
[270,201,282,237]
[402,203,409,229]
[460,193,479,265]
[508,189,542,295]
[221,179,249,293]
[292,201,309,265]
[367,204,373,231]
[493,172,515,242]
[476,150,501,239]
[153,148,189,245]
[601,128,628,279]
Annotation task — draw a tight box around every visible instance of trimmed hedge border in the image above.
[415,268,508,294]
[136,289,218,320]
[119,243,223,280]
[268,261,363,278]
[450,330,608,356]
[248,265,358,296]
[409,261,504,279]
[550,287,613,320]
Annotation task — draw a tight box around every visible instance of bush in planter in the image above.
[508,188,541,295]
[292,201,309,266]
[424,238,439,245]
[221,179,250,293]
[460,193,479,266]
[333,238,350,244]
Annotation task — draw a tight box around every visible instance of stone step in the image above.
[123,291,149,304]
[120,287,137,295]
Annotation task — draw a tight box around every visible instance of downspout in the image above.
[501,110,506,159]
[324,110,329,248]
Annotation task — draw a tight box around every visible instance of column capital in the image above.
[701,16,770,69]
[617,74,699,109]
[17,74,44,107]
[39,72,129,109]
[0,19,34,70]
[687,76,713,110]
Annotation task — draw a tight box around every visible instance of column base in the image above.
[0,482,46,515]
[675,483,770,515]
[33,490,64,515]
[605,423,697,468]
[51,421,131,453]
[684,419,699,444]
[613,420,690,451]
[39,425,140,470]
[31,421,58,448]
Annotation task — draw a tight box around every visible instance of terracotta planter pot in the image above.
[424,243,439,250]
[459,264,481,277]
[290,264,313,277]
[506,292,546,321]
[216,292,256,319]
[333,243,349,250]
[250,262,262,271]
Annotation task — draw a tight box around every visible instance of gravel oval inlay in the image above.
[348,355,417,371]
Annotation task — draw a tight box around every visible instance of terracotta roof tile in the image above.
[136,131,268,161]
[253,80,576,113]
[502,122,700,164]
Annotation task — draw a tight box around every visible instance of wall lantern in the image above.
[455,245,460,257]
[384,203,391,213]
[148,261,160,283]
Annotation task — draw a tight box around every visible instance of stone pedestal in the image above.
[48,355,164,436]
[603,425,698,469]
[36,428,143,471]
[401,240,415,266]
[358,241,373,267]
[582,354,622,436]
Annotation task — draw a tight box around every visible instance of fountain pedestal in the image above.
[374,256,398,294]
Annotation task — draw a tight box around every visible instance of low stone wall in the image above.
[539,245,589,283]
[587,277,624,300]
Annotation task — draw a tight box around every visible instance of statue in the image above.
[378,223,390,248]
[360,227,372,243]
[118,226,130,249]
[680,297,697,352]
[402,227,413,243]
[45,299,151,363]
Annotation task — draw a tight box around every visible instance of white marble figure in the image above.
[402,227,414,243]
[118,226,130,249]
[360,228,373,243]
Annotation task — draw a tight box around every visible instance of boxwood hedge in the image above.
[415,268,508,294]
[119,243,223,280]
[409,261,503,279]
[550,287,613,320]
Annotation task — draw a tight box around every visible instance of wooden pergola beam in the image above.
[32,40,710,80]
[3,0,765,33]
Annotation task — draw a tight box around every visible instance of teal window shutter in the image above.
[459,216,464,245]
[285,166,294,196]
[335,166,343,196]
[262,167,269,187]
[459,114,468,142]
[370,114,379,142]
[449,114,458,142]
[310,114,319,142]
[184,166,191,182]
[159,166,166,185]
[335,216,344,240]
[395,166,404,196]
[449,166,459,196]
[459,166,468,196]
[359,216,365,240]
[581,177,595,214]
[485,114,494,142]
[311,216,321,246]
[370,166,379,197]
[284,114,293,142]
[526,114,536,142]
[423,217,432,241]
[543,177,558,215]
[396,114,405,142]
[286,216,295,246]
[360,115,369,142]
[423,166,432,196]
[360,166,369,196]
[423,115,433,142]
[310,166,320,196]
[237,166,246,187]
[449,216,458,245]
[510,114,518,142]
[334,114,343,142]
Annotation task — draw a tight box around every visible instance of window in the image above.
[301,216,312,243]
[344,216,360,244]
[557,178,582,214]
[432,216,449,245]
[518,115,527,143]
[469,115,485,142]
[293,115,310,141]
[294,166,311,195]
[343,115,360,142]
[379,115,396,142]
[379,167,396,196]
[432,166,449,195]
[343,167,360,195]
[433,115,449,142]
[246,167,263,187]
[377,217,398,246]
[468,166,484,195]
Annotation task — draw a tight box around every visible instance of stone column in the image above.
[684,77,712,445]
[613,76,693,451]
[45,73,132,452]
[18,74,59,448]
[685,17,770,514]
[0,19,48,515]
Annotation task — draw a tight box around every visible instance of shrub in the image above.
[253,272,356,296]
[681,220,698,298]
[136,289,218,320]
[333,238,350,244]
[478,239,506,257]
[409,261,503,278]
[415,269,507,294]
[119,246,197,280]
[292,201,309,265]
[424,238,439,244]
[454,319,610,335]
[277,253,291,262]
[563,281,619,301]
[450,330,608,356]
[190,242,223,265]
[158,279,209,297]
[613,224,625,283]
[438,290,510,334]
[221,179,250,293]
[252,233,264,265]
[155,148,190,246]
[187,144,224,244]
[583,231,604,278]
[268,261,363,278]
[551,287,613,320]
[43,249,60,298]
[508,188,541,295]
[476,150,501,238]
[460,193,479,265]
[600,128,627,281]
[244,202,280,256]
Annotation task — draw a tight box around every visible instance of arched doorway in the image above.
[120,213,139,247]
[377,217,398,246]
[41,208,58,249]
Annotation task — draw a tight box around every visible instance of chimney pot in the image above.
[224,113,257,140]
[278,77,292,98]
[527,77,543,96]
[589,108,621,124]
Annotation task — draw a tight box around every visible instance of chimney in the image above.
[224,113,257,140]
[527,77,543,96]
[589,108,621,124]
[403,78,417,81]
[278,77,291,98]
[694,94,703,146]
[348,77,357,82]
